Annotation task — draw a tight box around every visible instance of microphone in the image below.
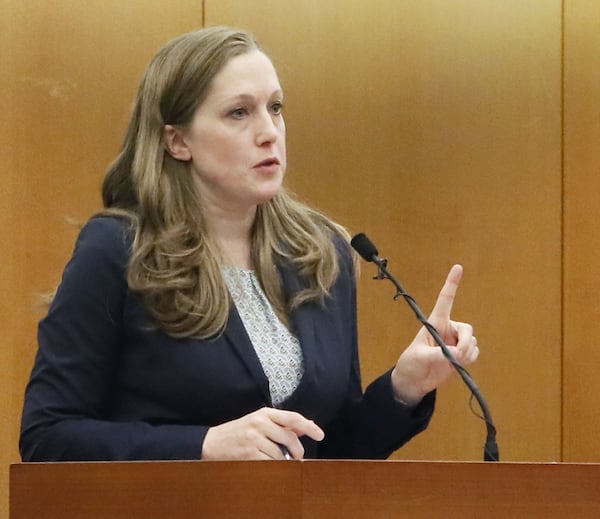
[351,232,380,262]
[350,233,499,462]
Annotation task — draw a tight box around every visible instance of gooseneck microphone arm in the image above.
[350,233,499,462]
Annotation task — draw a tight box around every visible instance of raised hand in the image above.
[390,264,479,405]
[201,407,325,460]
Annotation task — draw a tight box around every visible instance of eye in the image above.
[229,107,248,119]
[270,101,283,115]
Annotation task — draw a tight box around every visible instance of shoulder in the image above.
[76,215,132,252]
[49,216,132,310]
[70,215,133,271]
[331,231,356,278]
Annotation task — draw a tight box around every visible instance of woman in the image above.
[20,26,479,461]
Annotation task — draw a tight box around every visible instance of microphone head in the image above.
[350,233,379,262]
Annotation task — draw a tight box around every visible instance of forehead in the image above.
[207,49,282,100]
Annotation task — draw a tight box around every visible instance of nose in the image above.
[255,110,280,145]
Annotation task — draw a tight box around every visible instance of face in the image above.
[169,49,286,216]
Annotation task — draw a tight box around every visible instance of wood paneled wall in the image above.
[563,1,600,462]
[0,2,204,516]
[205,0,563,462]
[1,0,598,515]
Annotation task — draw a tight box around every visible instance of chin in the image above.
[255,191,281,205]
[256,181,284,203]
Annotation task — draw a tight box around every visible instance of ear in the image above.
[163,125,192,161]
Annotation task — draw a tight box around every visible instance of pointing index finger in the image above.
[429,264,463,325]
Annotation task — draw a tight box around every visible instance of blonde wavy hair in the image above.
[101,26,350,339]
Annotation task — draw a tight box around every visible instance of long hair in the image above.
[102,26,349,339]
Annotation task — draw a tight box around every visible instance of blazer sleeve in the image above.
[317,239,436,459]
[20,216,206,461]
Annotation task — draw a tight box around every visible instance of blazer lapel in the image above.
[221,261,322,407]
[278,262,318,388]
[222,305,271,404]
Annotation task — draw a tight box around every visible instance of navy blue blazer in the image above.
[20,216,434,461]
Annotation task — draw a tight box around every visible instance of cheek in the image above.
[280,143,287,168]
[278,126,287,159]
[194,134,241,166]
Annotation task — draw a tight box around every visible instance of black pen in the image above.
[279,445,292,460]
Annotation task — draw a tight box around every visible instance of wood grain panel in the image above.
[563,1,600,461]
[10,460,600,518]
[0,2,203,516]
[11,461,301,519]
[206,0,563,462]
[302,460,600,518]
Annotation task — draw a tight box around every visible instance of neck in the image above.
[204,205,257,270]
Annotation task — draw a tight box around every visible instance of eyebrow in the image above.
[221,90,284,104]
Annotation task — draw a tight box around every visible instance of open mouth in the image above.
[255,157,280,168]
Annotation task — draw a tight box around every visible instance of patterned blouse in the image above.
[222,266,304,406]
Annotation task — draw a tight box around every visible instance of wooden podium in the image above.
[10,460,600,518]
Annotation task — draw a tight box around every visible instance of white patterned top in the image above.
[222,266,304,406]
